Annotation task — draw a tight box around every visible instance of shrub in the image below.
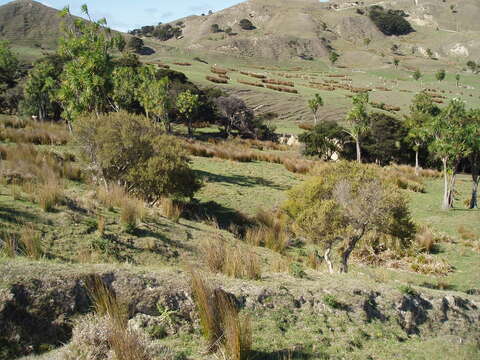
[299,121,348,160]
[121,198,143,232]
[289,262,306,278]
[239,19,255,30]
[75,112,201,204]
[398,284,418,296]
[323,294,342,309]
[369,6,414,36]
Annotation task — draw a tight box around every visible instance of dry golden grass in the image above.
[159,197,183,222]
[190,272,222,351]
[245,210,289,253]
[36,176,64,212]
[191,273,252,358]
[0,118,69,145]
[97,215,106,236]
[1,232,17,258]
[201,238,261,280]
[415,226,437,253]
[19,224,43,260]
[121,198,143,231]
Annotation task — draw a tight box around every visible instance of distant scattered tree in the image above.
[393,58,400,69]
[413,69,422,81]
[176,90,200,136]
[308,94,324,125]
[329,51,340,65]
[391,44,399,54]
[368,6,414,36]
[284,162,415,273]
[153,24,182,41]
[455,73,460,87]
[363,38,371,47]
[127,36,144,53]
[299,121,347,160]
[435,69,446,82]
[239,19,255,30]
[225,27,233,35]
[466,60,477,73]
[426,48,433,58]
[211,24,221,33]
[214,96,255,137]
[345,92,370,163]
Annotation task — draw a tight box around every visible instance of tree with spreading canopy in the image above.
[176,90,200,137]
[284,162,415,273]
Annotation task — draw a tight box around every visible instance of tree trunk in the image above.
[313,113,318,126]
[415,149,420,176]
[447,170,457,208]
[356,138,362,163]
[340,235,361,273]
[324,248,334,274]
[442,158,450,210]
[187,117,193,137]
[470,154,479,209]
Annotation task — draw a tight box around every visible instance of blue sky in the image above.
[0,0,244,31]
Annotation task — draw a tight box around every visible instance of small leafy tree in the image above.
[111,65,141,112]
[298,121,347,160]
[428,99,471,209]
[413,69,422,81]
[329,52,340,65]
[0,41,20,88]
[426,48,433,58]
[455,74,460,87]
[393,58,400,69]
[75,111,201,203]
[137,65,171,131]
[23,55,63,121]
[284,162,415,273]
[308,94,324,125]
[57,5,121,124]
[176,90,200,136]
[435,69,446,82]
[345,92,370,163]
[406,92,439,175]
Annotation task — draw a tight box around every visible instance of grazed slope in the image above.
[153,0,480,61]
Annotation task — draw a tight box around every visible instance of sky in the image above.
[0,0,245,31]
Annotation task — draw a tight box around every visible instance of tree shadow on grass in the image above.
[184,200,253,231]
[195,169,290,191]
[0,204,40,225]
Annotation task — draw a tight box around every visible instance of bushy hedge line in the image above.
[369,6,414,36]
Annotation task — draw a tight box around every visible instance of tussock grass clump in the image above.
[96,184,128,210]
[457,225,478,241]
[191,273,252,359]
[160,197,183,222]
[0,232,18,258]
[82,275,154,360]
[283,158,313,174]
[36,177,64,212]
[245,209,289,253]
[121,198,143,232]
[415,226,437,253]
[19,224,43,260]
[202,238,261,280]
[211,66,228,75]
[408,254,454,275]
